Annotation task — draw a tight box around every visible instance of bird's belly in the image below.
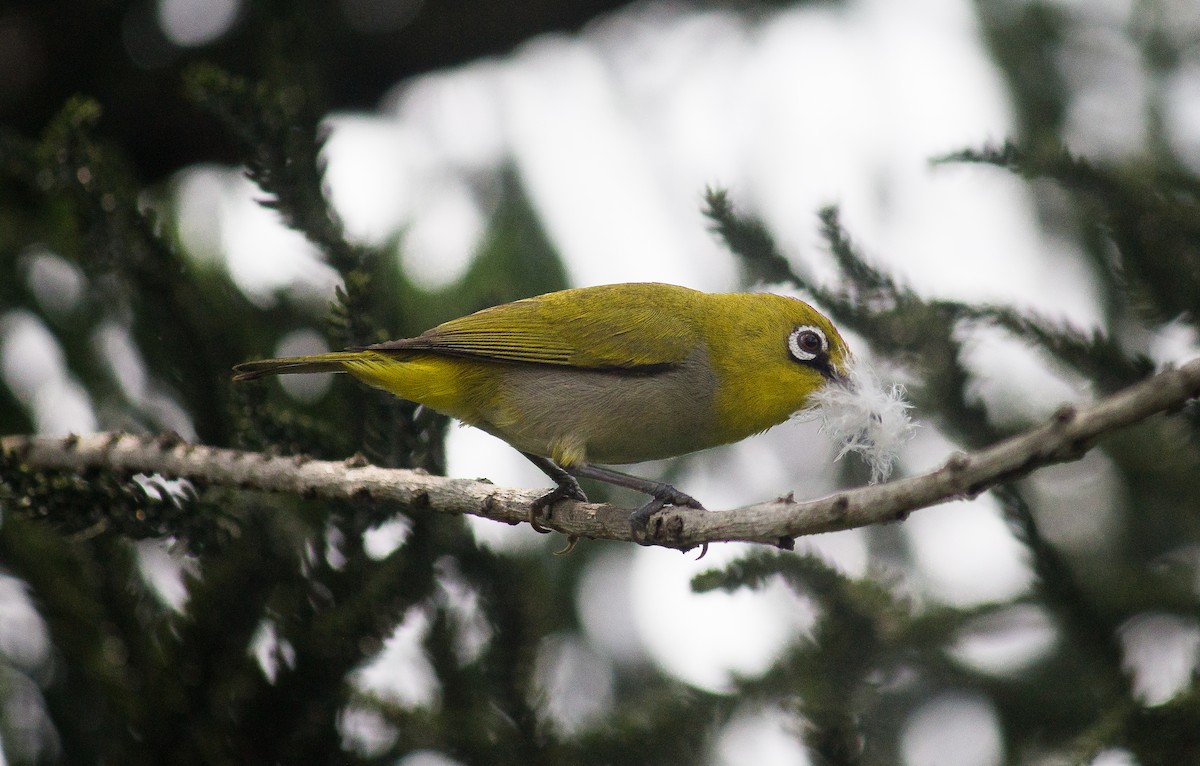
[480,354,720,466]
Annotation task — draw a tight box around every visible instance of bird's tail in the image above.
[232,351,373,381]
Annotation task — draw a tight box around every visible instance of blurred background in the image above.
[2,0,1200,764]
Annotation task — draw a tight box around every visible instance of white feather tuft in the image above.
[795,361,915,483]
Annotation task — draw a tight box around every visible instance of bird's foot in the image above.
[529,476,587,534]
[628,484,705,543]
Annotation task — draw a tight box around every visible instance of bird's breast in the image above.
[479,349,724,466]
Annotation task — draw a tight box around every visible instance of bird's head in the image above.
[707,292,912,483]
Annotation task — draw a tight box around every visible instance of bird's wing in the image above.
[367,284,703,370]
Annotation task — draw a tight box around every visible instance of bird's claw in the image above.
[529,481,587,534]
[628,489,707,544]
[628,497,668,542]
[553,535,581,555]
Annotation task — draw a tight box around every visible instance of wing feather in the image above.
[368,283,704,370]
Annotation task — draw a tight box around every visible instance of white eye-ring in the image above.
[788,325,827,362]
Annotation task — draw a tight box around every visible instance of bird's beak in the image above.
[823,360,854,389]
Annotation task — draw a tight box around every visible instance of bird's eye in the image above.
[788,325,827,362]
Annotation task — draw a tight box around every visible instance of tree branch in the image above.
[4,359,1199,551]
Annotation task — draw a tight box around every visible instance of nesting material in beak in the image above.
[796,360,915,483]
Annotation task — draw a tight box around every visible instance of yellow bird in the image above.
[233,282,856,535]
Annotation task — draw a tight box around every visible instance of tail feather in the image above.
[232,352,369,381]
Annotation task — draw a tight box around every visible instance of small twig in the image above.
[4,359,1199,551]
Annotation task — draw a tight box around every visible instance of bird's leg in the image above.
[570,463,703,509]
[521,452,588,534]
[568,463,705,541]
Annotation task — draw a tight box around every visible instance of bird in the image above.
[233,282,855,540]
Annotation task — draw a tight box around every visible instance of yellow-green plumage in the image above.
[233,283,850,469]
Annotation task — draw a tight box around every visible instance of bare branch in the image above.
[4,358,1199,551]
